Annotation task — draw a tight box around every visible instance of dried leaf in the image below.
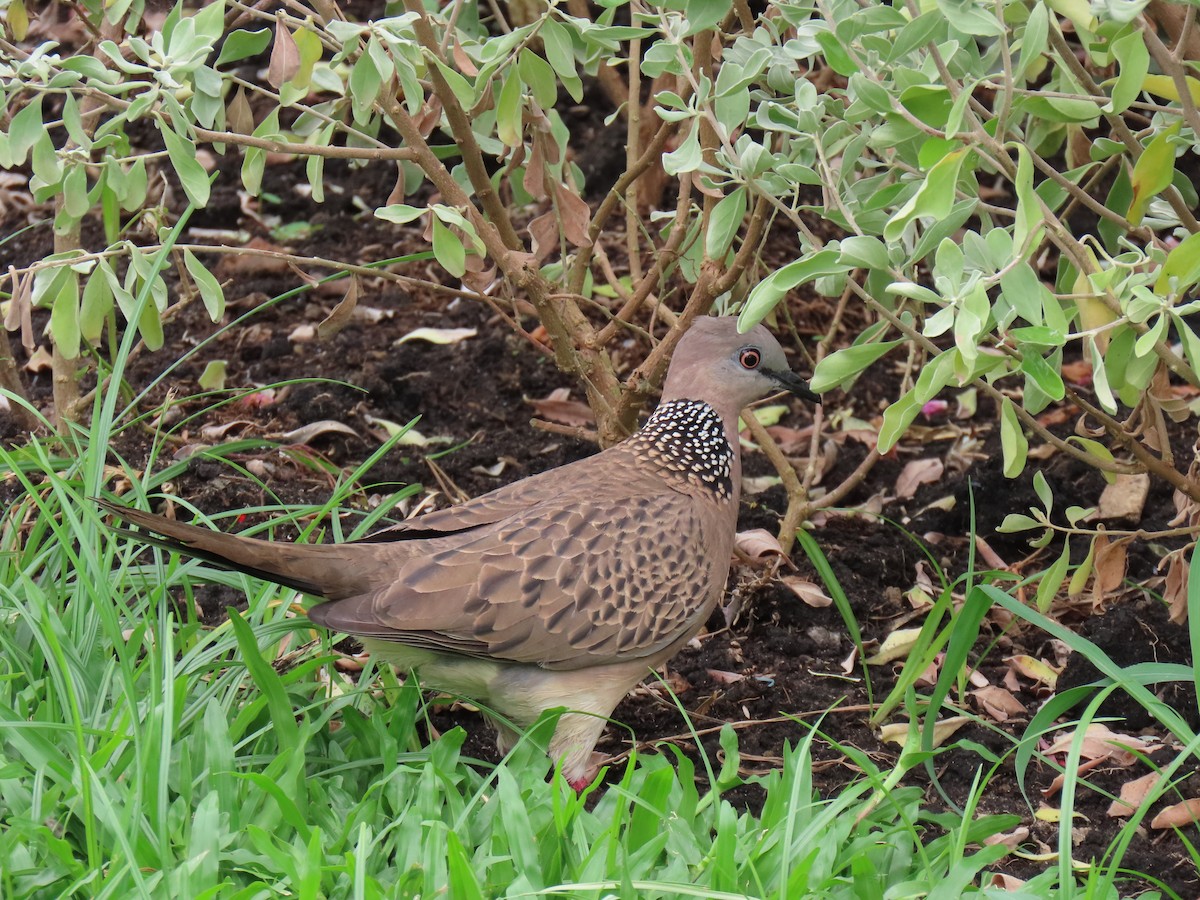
[527,388,595,427]
[1092,533,1130,609]
[879,715,968,747]
[866,627,923,665]
[1151,798,1200,829]
[199,420,255,441]
[1165,552,1189,624]
[277,420,360,444]
[227,87,255,135]
[983,826,1029,849]
[974,535,1009,570]
[451,36,479,76]
[781,577,833,608]
[24,344,52,373]
[528,211,559,261]
[1108,772,1161,817]
[1006,654,1060,689]
[734,529,786,561]
[1045,723,1159,761]
[317,275,359,339]
[553,180,591,247]
[268,18,300,88]
[395,326,477,346]
[988,874,1027,890]
[523,133,550,200]
[973,685,1025,722]
[895,458,944,499]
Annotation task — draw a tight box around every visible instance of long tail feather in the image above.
[98,498,348,597]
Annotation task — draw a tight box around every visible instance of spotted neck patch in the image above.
[628,399,734,499]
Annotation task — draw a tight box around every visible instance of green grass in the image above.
[0,379,1186,897]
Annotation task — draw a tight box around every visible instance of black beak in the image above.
[769,369,821,404]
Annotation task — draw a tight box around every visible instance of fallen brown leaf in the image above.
[1151,798,1200,829]
[781,576,833,608]
[895,458,944,499]
[527,388,595,428]
[1108,772,1161,818]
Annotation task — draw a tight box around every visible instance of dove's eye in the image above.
[739,348,761,370]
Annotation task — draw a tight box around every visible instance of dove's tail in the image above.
[98,498,366,599]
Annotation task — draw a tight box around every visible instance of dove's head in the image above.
[660,317,819,417]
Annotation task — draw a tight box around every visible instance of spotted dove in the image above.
[100,317,819,789]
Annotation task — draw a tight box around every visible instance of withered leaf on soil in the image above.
[276,420,360,445]
[1151,798,1200,829]
[526,388,595,427]
[1108,772,1162,818]
[865,627,922,665]
[733,528,787,562]
[395,326,478,346]
[973,685,1026,722]
[895,457,944,499]
[317,275,359,340]
[879,715,968,747]
[1006,654,1060,689]
[781,576,833,608]
[1044,723,1160,762]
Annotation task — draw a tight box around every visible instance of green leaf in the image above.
[215,28,272,66]
[350,48,383,123]
[445,831,485,900]
[1020,349,1065,401]
[1067,436,1118,484]
[376,203,427,224]
[683,0,729,35]
[1127,120,1181,226]
[810,340,903,392]
[1013,1,1048,82]
[815,30,856,77]
[80,264,114,343]
[884,148,969,242]
[999,397,1028,478]
[197,360,227,391]
[183,249,225,321]
[705,187,747,260]
[540,18,576,81]
[1035,540,1071,613]
[1109,27,1149,114]
[62,164,90,218]
[1011,144,1043,255]
[518,50,557,109]
[431,216,466,277]
[837,235,890,270]
[878,390,920,452]
[5,93,43,165]
[997,513,1042,533]
[739,250,848,330]
[495,71,524,147]
[662,123,702,175]
[159,123,211,208]
[50,271,81,360]
[1155,230,1200,296]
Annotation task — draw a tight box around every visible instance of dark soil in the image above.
[5,80,1199,900]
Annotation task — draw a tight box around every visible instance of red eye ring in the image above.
[739,348,761,369]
